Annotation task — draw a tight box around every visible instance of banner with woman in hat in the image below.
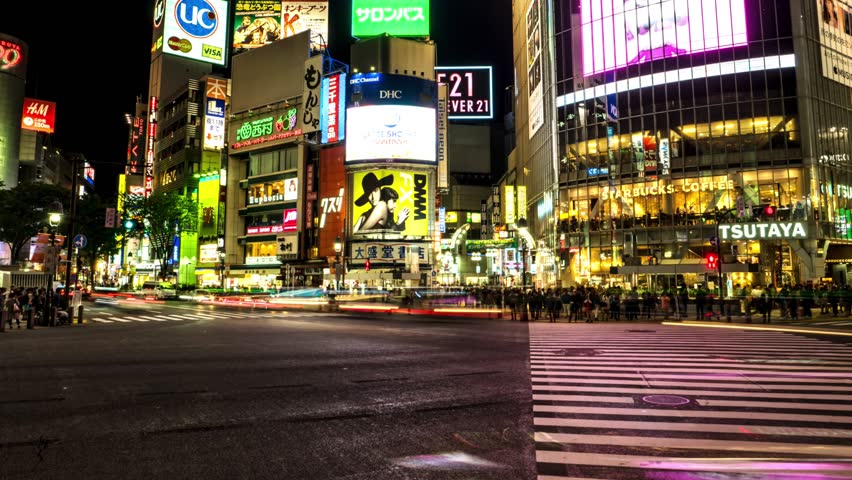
[351,169,430,237]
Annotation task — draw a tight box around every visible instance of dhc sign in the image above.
[719,222,807,241]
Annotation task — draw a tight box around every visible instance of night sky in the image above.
[1,0,513,198]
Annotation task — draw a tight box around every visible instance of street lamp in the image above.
[334,236,342,290]
[43,200,64,328]
[516,217,529,289]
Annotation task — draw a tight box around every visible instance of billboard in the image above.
[163,0,229,65]
[351,169,431,237]
[352,0,429,37]
[346,73,437,163]
[435,66,494,120]
[318,146,346,257]
[0,34,28,80]
[526,0,544,138]
[203,77,227,151]
[20,98,56,133]
[233,0,282,51]
[127,116,145,175]
[300,55,323,134]
[282,1,329,49]
[817,0,852,87]
[581,0,748,77]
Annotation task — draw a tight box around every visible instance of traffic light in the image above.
[705,252,719,270]
[764,205,775,216]
[124,218,136,230]
[365,259,371,272]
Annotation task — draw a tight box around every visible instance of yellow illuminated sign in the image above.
[504,186,515,224]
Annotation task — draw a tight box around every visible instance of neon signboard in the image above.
[231,109,300,150]
[435,66,493,120]
[321,73,346,144]
[20,98,56,133]
[351,0,429,37]
[581,0,748,77]
[0,35,27,80]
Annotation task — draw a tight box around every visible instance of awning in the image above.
[825,244,852,264]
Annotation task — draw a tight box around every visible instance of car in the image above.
[191,289,216,302]
[140,281,178,300]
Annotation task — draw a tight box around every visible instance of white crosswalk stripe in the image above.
[91,318,114,323]
[530,323,852,479]
[87,310,312,325]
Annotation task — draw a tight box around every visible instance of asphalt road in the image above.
[0,301,536,480]
[3,301,852,479]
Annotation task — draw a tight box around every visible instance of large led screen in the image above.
[581,0,748,77]
[346,105,436,163]
[351,169,430,237]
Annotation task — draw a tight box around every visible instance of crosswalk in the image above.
[87,310,319,324]
[529,323,852,479]
[781,317,852,328]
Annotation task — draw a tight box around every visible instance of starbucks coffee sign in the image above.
[718,222,807,240]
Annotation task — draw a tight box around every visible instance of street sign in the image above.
[431,270,437,277]
[709,235,718,247]
[105,207,116,228]
[73,234,87,249]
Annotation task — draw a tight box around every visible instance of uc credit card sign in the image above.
[163,0,229,65]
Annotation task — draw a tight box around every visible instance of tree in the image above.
[0,182,71,265]
[74,193,121,285]
[121,192,198,280]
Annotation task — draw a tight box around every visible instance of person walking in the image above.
[5,288,21,329]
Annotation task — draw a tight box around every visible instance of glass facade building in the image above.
[540,0,852,290]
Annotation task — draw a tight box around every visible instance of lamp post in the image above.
[516,217,529,289]
[43,200,64,328]
[334,236,342,290]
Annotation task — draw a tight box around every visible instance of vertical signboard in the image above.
[282,1,330,49]
[204,77,228,151]
[127,116,145,175]
[318,146,345,257]
[305,162,316,230]
[659,138,670,176]
[320,72,346,144]
[145,96,159,197]
[504,185,516,225]
[526,0,544,139]
[517,186,527,220]
[20,98,56,133]
[437,84,449,190]
[300,55,323,134]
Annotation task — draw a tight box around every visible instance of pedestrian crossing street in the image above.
[88,310,328,324]
[529,323,852,479]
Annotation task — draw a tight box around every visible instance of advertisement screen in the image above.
[352,169,430,237]
[20,98,56,133]
[346,106,436,163]
[817,0,852,87]
[581,0,748,77]
[163,0,229,65]
[352,0,429,37]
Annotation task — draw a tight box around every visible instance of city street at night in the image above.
[3,304,852,479]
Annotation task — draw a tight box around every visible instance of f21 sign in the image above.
[435,66,493,120]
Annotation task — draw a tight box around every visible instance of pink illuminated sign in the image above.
[283,208,298,232]
[581,0,748,77]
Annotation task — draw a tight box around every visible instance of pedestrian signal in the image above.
[705,253,718,270]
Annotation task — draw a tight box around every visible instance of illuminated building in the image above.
[0,33,27,188]
[511,0,852,290]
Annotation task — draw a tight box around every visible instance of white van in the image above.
[141,281,177,300]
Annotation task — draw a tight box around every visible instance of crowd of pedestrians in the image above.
[1,286,68,331]
[451,282,852,324]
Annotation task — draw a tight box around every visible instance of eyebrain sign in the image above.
[351,0,430,37]
[163,0,228,65]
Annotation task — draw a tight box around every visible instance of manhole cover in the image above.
[643,395,691,406]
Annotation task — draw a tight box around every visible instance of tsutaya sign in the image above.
[719,222,808,241]
[601,180,735,201]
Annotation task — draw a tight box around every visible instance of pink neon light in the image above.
[582,0,748,76]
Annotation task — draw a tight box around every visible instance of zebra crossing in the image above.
[529,323,852,479]
[88,310,305,324]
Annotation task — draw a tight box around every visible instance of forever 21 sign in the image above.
[436,66,493,120]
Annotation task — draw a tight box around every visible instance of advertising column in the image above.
[345,72,438,286]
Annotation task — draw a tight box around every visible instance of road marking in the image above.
[532,394,635,404]
[112,318,133,323]
[534,417,852,438]
[91,318,114,323]
[534,404,852,424]
[531,384,852,401]
[121,316,150,322]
